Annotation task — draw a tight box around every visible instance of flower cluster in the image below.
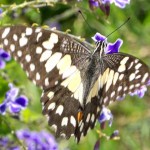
[16,129,58,150]
[0,137,20,150]
[0,129,58,150]
[89,0,130,16]
[0,83,28,115]
[0,48,11,69]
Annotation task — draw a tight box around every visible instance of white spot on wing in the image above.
[129,85,134,90]
[100,68,109,88]
[26,27,33,35]
[105,70,114,91]
[36,32,42,42]
[51,124,57,131]
[36,47,43,54]
[19,34,28,47]
[45,52,62,73]
[42,33,58,49]
[10,44,15,52]
[70,116,76,127]
[91,114,95,122]
[129,73,135,81]
[79,122,84,132]
[118,64,126,72]
[48,102,55,110]
[2,27,10,38]
[25,54,31,62]
[47,91,54,99]
[113,72,119,85]
[141,72,149,83]
[135,75,141,79]
[17,50,22,57]
[36,72,40,80]
[111,91,115,98]
[120,57,129,65]
[40,50,52,62]
[45,78,49,86]
[30,63,35,71]
[128,62,134,70]
[13,34,18,41]
[119,74,124,80]
[135,63,142,70]
[57,54,71,75]
[118,86,122,92]
[86,113,91,123]
[35,28,41,33]
[55,105,64,115]
[61,117,68,126]
[4,39,8,46]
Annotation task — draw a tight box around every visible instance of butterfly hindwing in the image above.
[99,53,150,105]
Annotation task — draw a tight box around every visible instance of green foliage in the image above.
[0,0,150,149]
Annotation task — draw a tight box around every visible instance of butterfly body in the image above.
[0,26,149,142]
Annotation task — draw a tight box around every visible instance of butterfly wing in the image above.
[75,52,150,141]
[100,53,150,105]
[0,26,95,140]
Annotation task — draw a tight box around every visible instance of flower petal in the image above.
[0,102,7,115]
[15,96,28,108]
[92,32,106,42]
[9,103,21,113]
[98,107,113,126]
[5,84,19,102]
[0,59,5,69]
[89,0,99,7]
[0,48,11,61]
[114,0,130,8]
[106,39,123,54]
[130,86,147,98]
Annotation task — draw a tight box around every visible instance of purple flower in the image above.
[0,48,11,69]
[92,32,123,54]
[0,137,20,150]
[110,130,120,139]
[16,129,58,150]
[113,0,130,8]
[0,83,28,115]
[98,107,113,127]
[88,0,130,16]
[130,86,147,98]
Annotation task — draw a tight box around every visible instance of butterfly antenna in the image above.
[78,10,93,33]
[106,17,130,38]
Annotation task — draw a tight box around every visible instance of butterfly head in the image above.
[94,40,108,58]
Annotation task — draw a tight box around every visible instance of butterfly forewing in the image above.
[0,25,96,140]
[0,25,149,142]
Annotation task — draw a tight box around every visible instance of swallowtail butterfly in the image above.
[0,26,149,142]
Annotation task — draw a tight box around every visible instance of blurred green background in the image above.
[0,0,150,150]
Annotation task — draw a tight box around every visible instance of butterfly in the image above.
[0,25,149,142]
